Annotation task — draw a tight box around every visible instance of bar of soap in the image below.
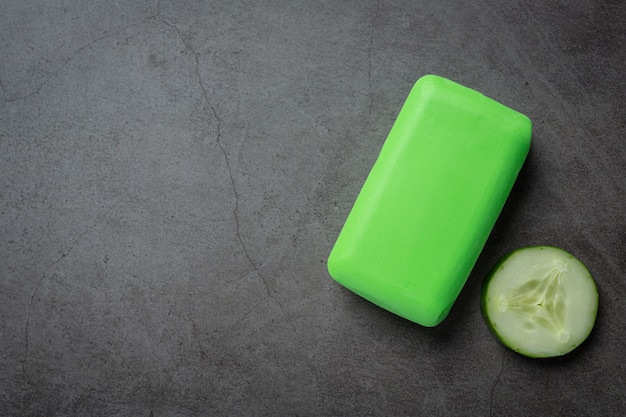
[327,75,532,327]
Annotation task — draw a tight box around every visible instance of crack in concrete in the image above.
[2,3,161,103]
[215,297,266,344]
[367,0,381,118]
[156,14,298,335]
[0,76,7,101]
[22,211,110,374]
[489,350,506,417]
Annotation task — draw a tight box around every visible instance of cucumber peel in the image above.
[481,246,599,358]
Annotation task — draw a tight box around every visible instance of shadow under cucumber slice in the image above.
[481,246,599,358]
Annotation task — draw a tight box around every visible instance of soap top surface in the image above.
[328,74,532,326]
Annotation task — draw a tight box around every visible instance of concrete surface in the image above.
[1,0,625,415]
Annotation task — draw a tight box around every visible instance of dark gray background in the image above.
[1,0,624,416]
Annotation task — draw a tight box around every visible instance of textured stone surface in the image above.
[1,0,624,415]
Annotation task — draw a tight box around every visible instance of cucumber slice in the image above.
[481,246,599,358]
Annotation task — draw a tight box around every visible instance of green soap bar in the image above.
[327,75,532,327]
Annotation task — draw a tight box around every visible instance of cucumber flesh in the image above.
[481,246,598,358]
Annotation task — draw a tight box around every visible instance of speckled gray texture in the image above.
[1,1,624,416]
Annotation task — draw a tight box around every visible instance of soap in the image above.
[327,74,532,327]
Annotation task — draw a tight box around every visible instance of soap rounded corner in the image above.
[416,318,440,328]
[414,299,455,327]
[326,249,341,279]
[326,246,354,284]
[416,74,444,85]
[401,303,448,328]
[516,113,533,151]
[413,74,447,96]
[519,112,533,136]
[413,313,443,328]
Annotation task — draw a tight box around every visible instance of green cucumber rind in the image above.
[480,248,519,353]
[480,246,599,358]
